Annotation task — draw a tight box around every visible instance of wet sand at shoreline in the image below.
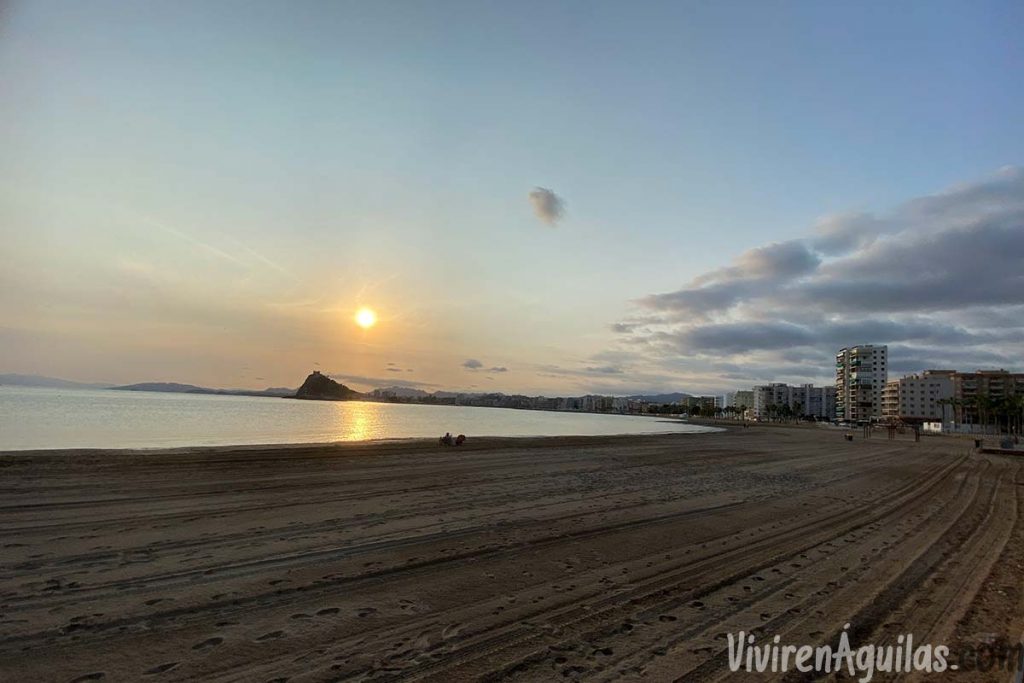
[1,427,1022,681]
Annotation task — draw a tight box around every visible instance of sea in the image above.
[0,386,717,451]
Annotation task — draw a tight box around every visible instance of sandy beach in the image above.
[1,426,1022,682]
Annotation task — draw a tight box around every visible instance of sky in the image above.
[1,1,1022,396]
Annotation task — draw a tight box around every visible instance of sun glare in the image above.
[355,307,377,329]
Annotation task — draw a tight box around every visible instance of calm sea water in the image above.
[0,386,715,451]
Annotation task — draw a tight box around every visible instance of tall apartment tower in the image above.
[835,345,888,422]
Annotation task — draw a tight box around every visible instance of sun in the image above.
[355,307,377,329]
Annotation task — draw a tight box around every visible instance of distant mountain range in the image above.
[0,374,115,389]
[3,372,696,404]
[626,392,693,404]
[113,382,295,397]
[370,385,431,398]
[0,374,294,397]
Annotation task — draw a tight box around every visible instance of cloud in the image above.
[463,358,509,373]
[810,212,892,256]
[641,240,822,320]
[609,167,1024,388]
[585,365,624,374]
[529,187,565,225]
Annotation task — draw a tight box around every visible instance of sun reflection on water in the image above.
[337,401,379,441]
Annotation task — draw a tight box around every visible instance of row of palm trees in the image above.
[646,404,751,420]
[936,393,1024,435]
[760,402,806,423]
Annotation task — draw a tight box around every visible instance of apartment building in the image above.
[836,345,888,422]
[881,370,956,422]
[733,390,754,412]
[953,369,1024,423]
[751,383,836,420]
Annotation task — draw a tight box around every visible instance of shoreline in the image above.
[0,428,724,460]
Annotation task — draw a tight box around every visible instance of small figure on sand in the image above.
[439,433,466,447]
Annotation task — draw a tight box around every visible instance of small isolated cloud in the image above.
[529,187,565,225]
[463,359,509,373]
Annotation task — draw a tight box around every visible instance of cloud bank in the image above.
[611,166,1024,389]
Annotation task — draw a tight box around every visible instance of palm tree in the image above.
[936,398,950,427]
[1010,395,1024,438]
[963,396,977,433]
[948,397,963,430]
[976,393,993,434]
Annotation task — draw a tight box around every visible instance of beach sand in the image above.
[1,427,1022,681]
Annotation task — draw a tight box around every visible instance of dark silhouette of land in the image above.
[293,370,362,400]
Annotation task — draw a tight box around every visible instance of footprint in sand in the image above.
[191,637,223,651]
[144,598,166,606]
[290,613,311,620]
[356,607,377,618]
[143,662,179,675]
[658,615,677,622]
[316,608,339,616]
[70,675,105,682]
[256,631,284,641]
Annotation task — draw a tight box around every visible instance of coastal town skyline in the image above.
[3,1,1023,396]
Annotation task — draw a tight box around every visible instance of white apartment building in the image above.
[752,383,836,420]
[753,383,790,419]
[836,345,888,422]
[733,390,754,414]
[881,370,956,422]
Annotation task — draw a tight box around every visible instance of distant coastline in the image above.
[2,371,699,418]
[111,382,296,398]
